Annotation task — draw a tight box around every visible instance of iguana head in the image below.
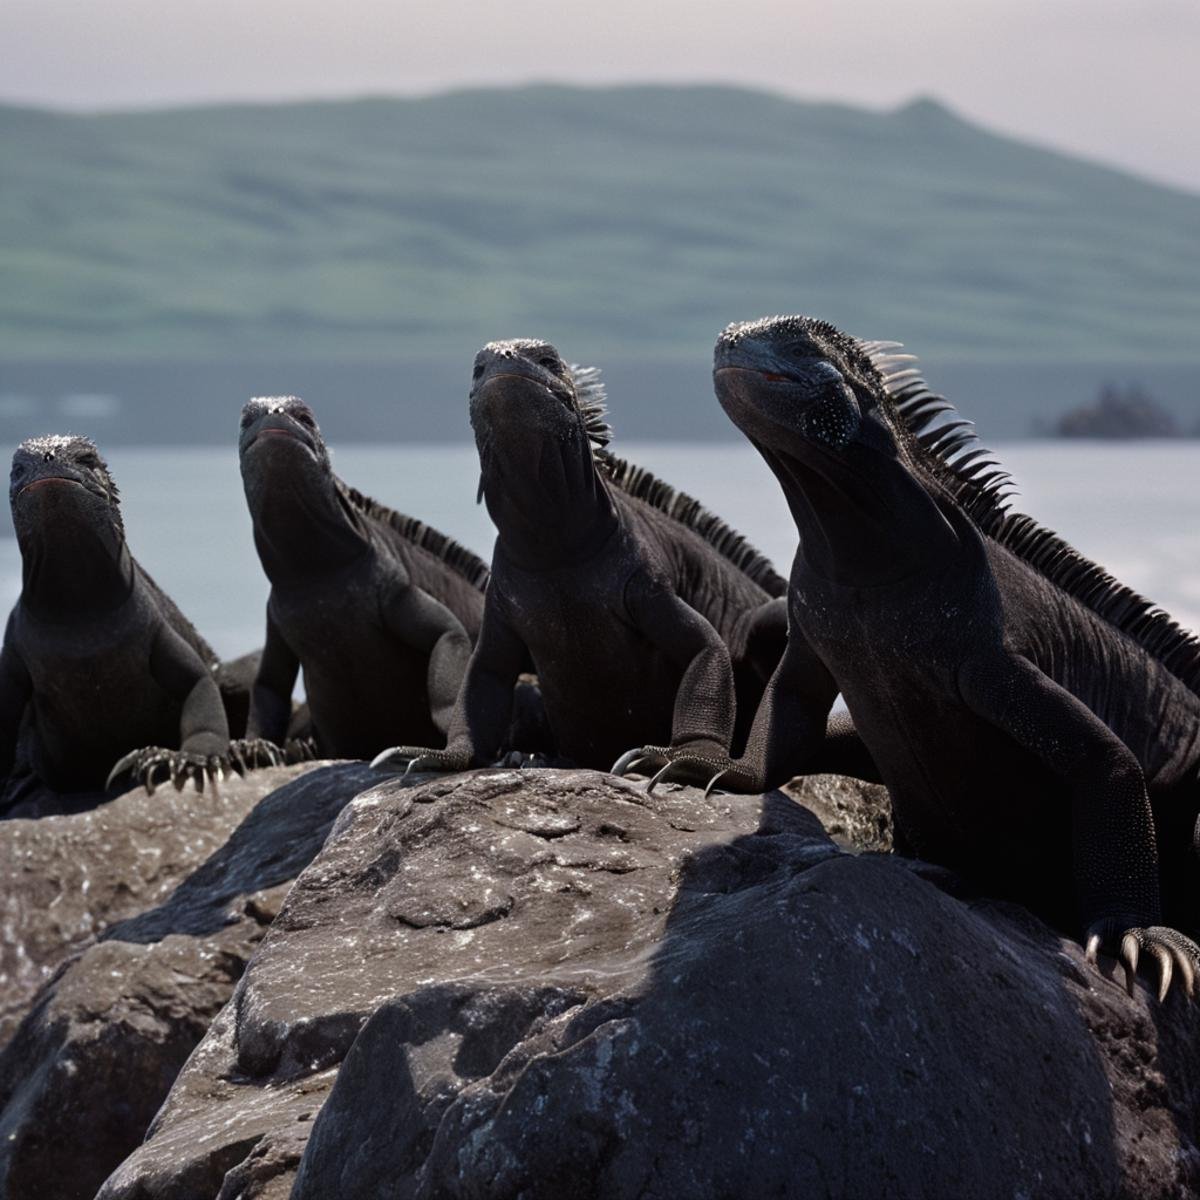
[9,434,131,608]
[239,395,331,474]
[238,394,337,516]
[713,316,883,455]
[714,316,961,583]
[469,339,614,551]
[9,434,124,543]
[238,396,366,575]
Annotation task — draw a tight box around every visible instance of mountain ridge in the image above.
[3,83,1198,365]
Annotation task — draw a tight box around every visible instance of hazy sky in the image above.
[4,0,1199,191]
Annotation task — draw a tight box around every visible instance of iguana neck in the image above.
[249,471,370,584]
[769,418,962,588]
[20,513,134,619]
[482,446,619,570]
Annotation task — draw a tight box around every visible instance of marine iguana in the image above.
[0,435,270,802]
[372,339,800,776]
[239,396,489,759]
[639,314,1200,998]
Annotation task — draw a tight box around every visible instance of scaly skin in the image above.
[239,396,487,760]
[374,339,824,777]
[0,435,253,804]
[690,313,1200,1001]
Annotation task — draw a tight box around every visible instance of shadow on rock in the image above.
[92,770,1200,1200]
[110,763,377,945]
[0,761,375,1200]
[308,790,1132,1199]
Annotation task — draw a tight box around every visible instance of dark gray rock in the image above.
[0,765,304,1048]
[95,769,1200,1200]
[0,761,376,1200]
[784,770,892,852]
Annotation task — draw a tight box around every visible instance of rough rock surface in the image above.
[0,761,376,1200]
[96,769,1200,1200]
[784,770,892,852]
[0,766,312,1048]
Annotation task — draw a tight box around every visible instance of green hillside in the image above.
[3,84,1198,364]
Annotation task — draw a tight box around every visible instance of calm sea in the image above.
[2,441,1198,657]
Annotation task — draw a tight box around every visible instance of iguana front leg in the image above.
[247,611,298,744]
[107,623,238,795]
[372,596,527,775]
[610,575,745,791]
[380,581,472,739]
[959,650,1199,1001]
[615,615,841,793]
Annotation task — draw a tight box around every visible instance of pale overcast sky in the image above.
[4,0,1198,192]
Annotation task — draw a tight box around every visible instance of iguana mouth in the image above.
[246,426,317,457]
[17,476,82,498]
[472,370,574,413]
[715,366,797,384]
[474,370,567,397]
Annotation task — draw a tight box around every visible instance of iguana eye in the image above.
[537,355,559,371]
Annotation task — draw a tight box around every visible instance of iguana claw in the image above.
[283,736,319,764]
[107,747,227,796]
[370,745,472,775]
[645,760,676,794]
[611,744,753,794]
[228,737,289,772]
[107,738,288,796]
[1084,920,1198,1002]
[610,748,650,777]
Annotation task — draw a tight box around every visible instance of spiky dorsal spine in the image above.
[567,361,784,595]
[861,340,1200,695]
[598,452,788,598]
[569,363,613,453]
[335,480,490,591]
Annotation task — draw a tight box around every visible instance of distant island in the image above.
[1051,384,1193,440]
[3,84,1199,446]
[2,84,1199,366]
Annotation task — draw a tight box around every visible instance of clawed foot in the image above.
[610,743,753,797]
[107,738,291,795]
[282,735,319,764]
[370,745,472,776]
[227,737,289,774]
[1085,920,1199,1002]
[107,746,227,795]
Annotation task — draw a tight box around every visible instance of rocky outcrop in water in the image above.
[83,768,1200,1200]
[1052,384,1183,439]
[0,762,376,1200]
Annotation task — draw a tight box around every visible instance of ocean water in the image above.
[1,441,1198,658]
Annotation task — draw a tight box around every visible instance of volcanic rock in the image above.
[94,768,1200,1200]
[0,762,375,1200]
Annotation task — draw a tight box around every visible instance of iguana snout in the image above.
[9,435,123,541]
[470,339,576,414]
[715,320,863,451]
[238,396,326,465]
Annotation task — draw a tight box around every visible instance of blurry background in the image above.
[1,0,1198,651]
